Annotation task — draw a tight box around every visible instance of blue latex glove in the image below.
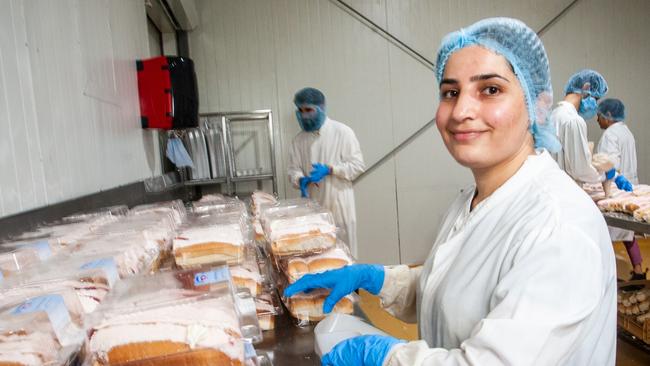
[605,169,616,180]
[615,175,633,192]
[284,264,384,313]
[299,176,312,198]
[321,335,405,366]
[309,163,331,183]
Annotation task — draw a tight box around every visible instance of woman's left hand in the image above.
[321,335,405,366]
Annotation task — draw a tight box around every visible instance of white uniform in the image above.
[378,151,616,366]
[597,122,638,242]
[288,118,365,256]
[554,102,603,183]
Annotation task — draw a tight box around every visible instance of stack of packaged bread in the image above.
[582,183,650,223]
[259,199,355,326]
[618,289,650,324]
[0,200,270,365]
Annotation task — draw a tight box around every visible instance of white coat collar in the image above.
[463,151,555,219]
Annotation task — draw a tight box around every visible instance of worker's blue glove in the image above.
[309,163,331,183]
[299,176,312,198]
[615,175,633,192]
[321,335,405,366]
[605,168,616,180]
[284,264,385,313]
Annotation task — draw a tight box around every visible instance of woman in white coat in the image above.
[597,98,644,281]
[285,18,617,366]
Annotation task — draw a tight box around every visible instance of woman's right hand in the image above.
[283,264,385,313]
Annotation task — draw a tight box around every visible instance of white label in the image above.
[12,295,72,343]
[28,240,52,261]
[193,266,230,286]
[80,258,119,287]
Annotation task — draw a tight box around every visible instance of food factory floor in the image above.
[357,238,650,365]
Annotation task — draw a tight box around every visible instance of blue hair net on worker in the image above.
[294,87,326,108]
[564,69,608,120]
[564,69,608,98]
[598,98,626,122]
[294,87,327,132]
[435,17,561,153]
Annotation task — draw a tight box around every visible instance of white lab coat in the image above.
[378,151,616,366]
[287,118,365,256]
[597,122,638,242]
[554,102,604,183]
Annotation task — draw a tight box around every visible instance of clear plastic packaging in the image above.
[173,212,254,268]
[16,216,119,248]
[62,205,129,223]
[191,196,247,215]
[0,246,42,280]
[89,214,178,253]
[0,308,82,365]
[278,242,354,284]
[1,238,55,261]
[0,285,86,330]
[281,287,355,327]
[254,290,282,331]
[129,200,187,226]
[0,258,118,314]
[230,260,266,298]
[261,206,337,258]
[66,233,164,277]
[84,265,261,366]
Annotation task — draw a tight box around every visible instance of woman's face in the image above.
[436,46,531,170]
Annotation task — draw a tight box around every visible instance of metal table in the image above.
[603,212,650,235]
[255,303,367,365]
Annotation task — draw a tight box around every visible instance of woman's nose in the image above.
[451,91,478,122]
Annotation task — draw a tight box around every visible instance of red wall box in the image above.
[136,56,199,130]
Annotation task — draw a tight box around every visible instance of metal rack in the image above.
[603,212,650,235]
[188,110,277,194]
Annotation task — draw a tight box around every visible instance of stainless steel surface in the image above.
[179,128,211,180]
[185,111,278,195]
[202,116,228,180]
[256,303,367,365]
[183,177,227,186]
[603,212,650,235]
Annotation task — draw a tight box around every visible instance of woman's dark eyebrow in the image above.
[469,73,509,82]
[440,78,458,85]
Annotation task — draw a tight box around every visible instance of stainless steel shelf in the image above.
[231,174,274,183]
[603,212,650,235]
[183,178,228,186]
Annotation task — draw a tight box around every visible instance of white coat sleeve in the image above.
[383,226,605,366]
[560,118,603,183]
[597,134,621,171]
[378,265,422,323]
[331,128,365,181]
[287,139,305,189]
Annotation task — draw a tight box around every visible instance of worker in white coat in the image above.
[597,98,644,281]
[288,87,365,256]
[285,18,616,366]
[553,69,611,183]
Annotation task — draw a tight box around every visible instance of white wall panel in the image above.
[0,0,158,218]
[384,0,572,62]
[355,158,400,264]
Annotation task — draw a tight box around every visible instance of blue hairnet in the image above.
[564,69,608,98]
[597,98,625,122]
[294,87,326,108]
[435,18,560,153]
